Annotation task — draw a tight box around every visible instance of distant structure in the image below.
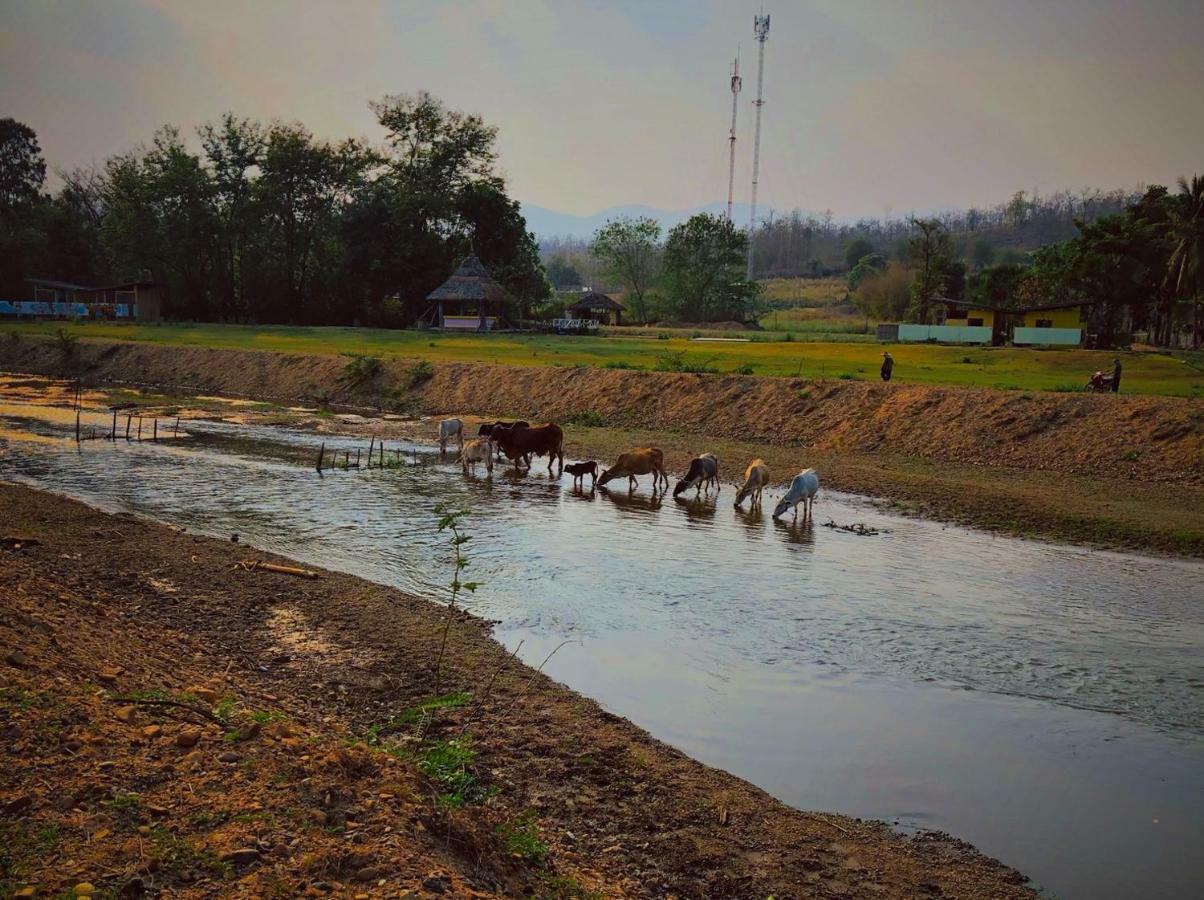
[567,291,625,326]
[425,253,506,331]
[725,54,742,223]
[747,13,770,279]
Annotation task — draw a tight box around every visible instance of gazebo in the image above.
[426,253,506,331]
[567,291,625,326]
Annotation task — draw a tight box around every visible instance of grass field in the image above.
[3,320,1202,397]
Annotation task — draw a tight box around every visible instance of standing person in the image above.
[880,351,895,382]
[1111,357,1122,393]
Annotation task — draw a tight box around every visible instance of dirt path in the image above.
[1,483,1035,899]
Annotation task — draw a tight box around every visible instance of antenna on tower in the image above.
[725,51,742,223]
[747,12,770,279]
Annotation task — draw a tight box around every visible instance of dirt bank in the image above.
[0,484,1035,899]
[3,333,1200,484]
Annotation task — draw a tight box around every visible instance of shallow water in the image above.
[2,380,1202,899]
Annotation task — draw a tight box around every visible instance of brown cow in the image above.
[598,448,669,491]
[490,423,564,475]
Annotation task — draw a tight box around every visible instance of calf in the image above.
[673,453,720,497]
[734,459,770,509]
[460,438,494,475]
[438,418,463,454]
[598,448,670,491]
[773,468,820,521]
[490,423,564,475]
[564,460,599,489]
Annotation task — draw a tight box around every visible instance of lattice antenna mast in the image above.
[725,53,742,222]
[747,13,770,278]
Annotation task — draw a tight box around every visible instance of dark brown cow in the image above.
[490,423,564,475]
[478,420,530,461]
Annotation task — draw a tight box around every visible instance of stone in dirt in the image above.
[97,667,124,682]
[74,883,96,896]
[175,729,201,748]
[186,685,218,703]
[4,648,28,668]
[141,725,162,739]
[115,706,137,723]
[220,847,261,865]
[218,751,240,763]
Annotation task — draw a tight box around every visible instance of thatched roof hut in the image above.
[567,291,625,325]
[426,254,506,330]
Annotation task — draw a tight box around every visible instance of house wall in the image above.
[1013,327,1082,346]
[898,324,992,344]
[1022,307,1080,329]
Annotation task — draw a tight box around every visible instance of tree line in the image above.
[0,96,547,325]
[850,180,1204,348]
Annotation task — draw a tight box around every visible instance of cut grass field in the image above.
[3,320,1203,397]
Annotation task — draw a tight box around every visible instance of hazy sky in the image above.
[2,0,1202,217]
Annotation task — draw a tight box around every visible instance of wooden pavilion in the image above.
[567,291,625,326]
[425,254,506,331]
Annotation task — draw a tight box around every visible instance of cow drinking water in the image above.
[734,459,770,509]
[773,468,820,521]
[673,453,720,497]
[438,418,464,454]
[598,448,670,492]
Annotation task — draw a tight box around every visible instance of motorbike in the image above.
[1085,371,1115,392]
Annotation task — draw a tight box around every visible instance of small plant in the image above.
[393,692,471,726]
[54,327,78,356]
[339,353,383,387]
[406,359,435,388]
[656,332,670,340]
[497,810,548,865]
[654,352,719,374]
[564,410,606,428]
[783,331,795,342]
[690,329,702,339]
[838,373,856,380]
[733,364,755,375]
[213,697,237,722]
[602,360,643,370]
[419,738,494,807]
[432,505,480,696]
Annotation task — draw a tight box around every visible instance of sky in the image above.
[2,0,1202,219]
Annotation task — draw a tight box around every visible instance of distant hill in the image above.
[520,202,751,241]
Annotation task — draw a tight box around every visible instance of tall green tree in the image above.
[590,216,662,324]
[907,217,954,322]
[0,118,45,210]
[662,213,758,323]
[844,237,875,271]
[1167,175,1204,348]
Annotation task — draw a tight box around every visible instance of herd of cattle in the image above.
[437,417,821,521]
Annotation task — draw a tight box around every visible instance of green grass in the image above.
[3,320,1202,397]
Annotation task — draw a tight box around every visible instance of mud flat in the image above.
[0,483,1037,898]
[2,333,1201,555]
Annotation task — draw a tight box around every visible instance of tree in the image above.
[661,213,758,323]
[1167,175,1204,348]
[847,252,886,291]
[0,118,46,210]
[907,217,954,322]
[844,237,875,271]
[590,216,661,324]
[546,256,582,289]
[854,261,913,321]
[970,237,996,271]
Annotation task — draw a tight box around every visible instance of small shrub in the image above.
[690,330,702,339]
[338,353,383,387]
[656,332,670,340]
[654,352,719,374]
[419,738,494,807]
[602,360,643,370]
[733,364,755,376]
[564,410,606,427]
[838,373,856,380]
[497,810,548,865]
[783,331,795,343]
[406,359,435,388]
[54,328,78,356]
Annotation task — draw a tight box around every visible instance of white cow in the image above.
[460,438,494,475]
[438,418,464,454]
[773,468,820,521]
[734,458,770,509]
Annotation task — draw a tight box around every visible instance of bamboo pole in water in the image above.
[125,415,132,440]
[137,418,143,441]
[174,416,180,436]
[110,409,117,440]
[316,442,325,472]
[153,419,158,442]
[368,436,375,468]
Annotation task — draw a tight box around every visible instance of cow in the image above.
[490,423,564,475]
[460,438,494,475]
[673,453,720,498]
[598,448,670,491]
[478,420,529,460]
[773,468,820,521]
[734,459,770,509]
[564,460,599,489]
[438,418,463,454]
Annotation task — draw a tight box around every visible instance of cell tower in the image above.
[747,13,770,279]
[725,54,742,223]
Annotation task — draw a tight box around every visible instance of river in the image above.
[2,377,1202,899]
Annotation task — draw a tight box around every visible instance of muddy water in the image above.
[3,380,1203,899]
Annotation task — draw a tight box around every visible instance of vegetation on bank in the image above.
[3,321,1203,396]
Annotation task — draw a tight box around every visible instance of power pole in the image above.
[726,54,742,223]
[747,13,770,280]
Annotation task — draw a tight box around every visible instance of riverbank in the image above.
[0,483,1036,898]
[2,333,1202,556]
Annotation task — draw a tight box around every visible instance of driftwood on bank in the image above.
[236,560,320,580]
